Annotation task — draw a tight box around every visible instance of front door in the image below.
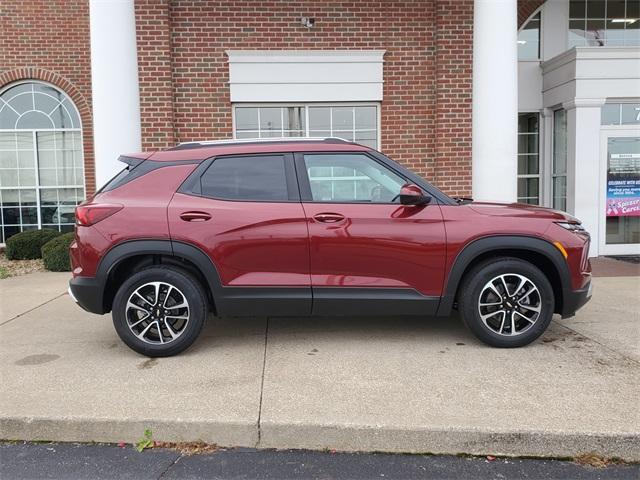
[295,152,446,316]
[599,131,640,255]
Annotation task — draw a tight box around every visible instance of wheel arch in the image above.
[437,235,571,316]
[97,239,223,314]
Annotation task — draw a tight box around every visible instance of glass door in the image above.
[599,130,640,255]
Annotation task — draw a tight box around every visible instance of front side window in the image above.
[200,155,289,201]
[518,12,541,60]
[234,104,379,149]
[0,82,85,243]
[553,109,568,211]
[517,113,540,205]
[569,0,640,48]
[303,154,405,203]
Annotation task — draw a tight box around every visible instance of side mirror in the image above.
[399,184,431,206]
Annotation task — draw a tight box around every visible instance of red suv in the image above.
[69,138,592,357]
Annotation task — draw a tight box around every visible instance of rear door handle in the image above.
[313,213,346,223]
[180,211,211,222]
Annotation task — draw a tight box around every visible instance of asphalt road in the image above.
[1,442,638,480]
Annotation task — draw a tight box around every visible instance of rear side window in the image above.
[200,155,289,201]
[99,167,131,192]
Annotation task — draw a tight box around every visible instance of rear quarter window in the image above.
[200,155,290,201]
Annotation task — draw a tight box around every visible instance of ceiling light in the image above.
[517,40,527,44]
[611,18,637,24]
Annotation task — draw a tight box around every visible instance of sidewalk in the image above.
[1,272,639,460]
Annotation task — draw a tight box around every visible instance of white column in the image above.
[563,99,605,257]
[89,0,142,188]
[472,0,518,202]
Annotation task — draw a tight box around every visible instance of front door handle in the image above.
[180,211,211,222]
[313,213,346,223]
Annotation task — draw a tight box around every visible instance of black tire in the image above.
[458,257,554,348]
[112,266,207,357]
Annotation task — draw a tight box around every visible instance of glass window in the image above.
[517,113,540,204]
[234,104,379,149]
[518,12,541,60]
[601,103,640,125]
[200,155,289,201]
[606,137,640,244]
[605,137,640,245]
[303,154,405,203]
[553,109,568,212]
[569,0,640,48]
[0,82,85,243]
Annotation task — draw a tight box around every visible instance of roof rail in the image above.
[169,137,352,150]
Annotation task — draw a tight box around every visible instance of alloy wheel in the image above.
[125,281,190,345]
[477,273,542,336]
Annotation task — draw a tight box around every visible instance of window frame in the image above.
[294,151,419,205]
[189,153,300,203]
[232,103,382,150]
[517,112,541,205]
[517,10,542,61]
[0,80,86,242]
[568,0,640,48]
[552,108,568,212]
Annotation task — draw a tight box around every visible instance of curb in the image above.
[2,416,639,461]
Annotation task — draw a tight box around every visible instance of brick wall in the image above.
[1,0,542,199]
[136,0,475,196]
[0,0,95,193]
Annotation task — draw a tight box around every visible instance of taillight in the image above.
[75,204,123,226]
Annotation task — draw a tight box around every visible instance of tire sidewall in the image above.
[112,266,207,357]
[460,259,555,348]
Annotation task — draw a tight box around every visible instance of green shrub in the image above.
[41,232,75,272]
[5,229,61,260]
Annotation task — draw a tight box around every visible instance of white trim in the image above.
[226,50,385,103]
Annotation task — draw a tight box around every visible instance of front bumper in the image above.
[68,276,106,315]
[561,280,592,318]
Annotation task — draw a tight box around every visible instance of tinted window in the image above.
[201,155,289,201]
[303,154,405,203]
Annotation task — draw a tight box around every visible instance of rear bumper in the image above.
[561,280,592,318]
[68,276,105,315]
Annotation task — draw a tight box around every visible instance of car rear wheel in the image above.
[458,258,554,348]
[112,266,207,357]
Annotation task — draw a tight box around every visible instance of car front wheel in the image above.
[458,258,555,348]
[112,266,207,357]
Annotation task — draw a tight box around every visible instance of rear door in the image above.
[295,152,446,316]
[168,153,311,315]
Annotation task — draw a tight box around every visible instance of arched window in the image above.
[0,82,85,243]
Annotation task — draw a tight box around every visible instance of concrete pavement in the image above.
[1,273,639,461]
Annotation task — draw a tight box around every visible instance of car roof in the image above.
[135,138,373,162]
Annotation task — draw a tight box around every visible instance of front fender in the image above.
[436,235,571,316]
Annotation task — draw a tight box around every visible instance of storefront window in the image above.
[569,0,640,48]
[234,104,379,149]
[518,12,541,60]
[605,137,640,244]
[552,109,568,212]
[0,82,85,243]
[517,113,540,204]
